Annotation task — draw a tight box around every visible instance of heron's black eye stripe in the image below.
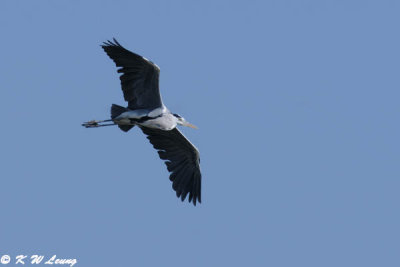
[173,113,182,118]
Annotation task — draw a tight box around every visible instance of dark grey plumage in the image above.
[101,39,162,110]
[140,127,201,205]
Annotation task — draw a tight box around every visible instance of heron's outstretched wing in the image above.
[101,39,162,110]
[140,127,202,205]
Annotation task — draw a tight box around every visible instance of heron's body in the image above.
[82,39,201,205]
[114,106,178,130]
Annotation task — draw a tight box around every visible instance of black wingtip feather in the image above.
[113,37,122,46]
[101,38,123,50]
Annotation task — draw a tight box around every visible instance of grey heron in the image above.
[82,39,201,205]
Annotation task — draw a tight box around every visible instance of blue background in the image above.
[0,1,399,266]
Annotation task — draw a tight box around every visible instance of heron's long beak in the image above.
[183,121,198,129]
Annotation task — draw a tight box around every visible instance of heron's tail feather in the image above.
[111,104,135,132]
[111,104,127,119]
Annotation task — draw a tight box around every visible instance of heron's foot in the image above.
[82,119,116,128]
[82,120,99,128]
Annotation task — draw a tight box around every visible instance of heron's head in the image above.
[173,113,198,129]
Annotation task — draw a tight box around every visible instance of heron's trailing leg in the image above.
[82,119,116,128]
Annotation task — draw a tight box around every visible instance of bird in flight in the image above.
[82,39,201,205]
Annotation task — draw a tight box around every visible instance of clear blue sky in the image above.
[0,1,399,266]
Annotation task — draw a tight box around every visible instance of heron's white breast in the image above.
[139,113,177,130]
